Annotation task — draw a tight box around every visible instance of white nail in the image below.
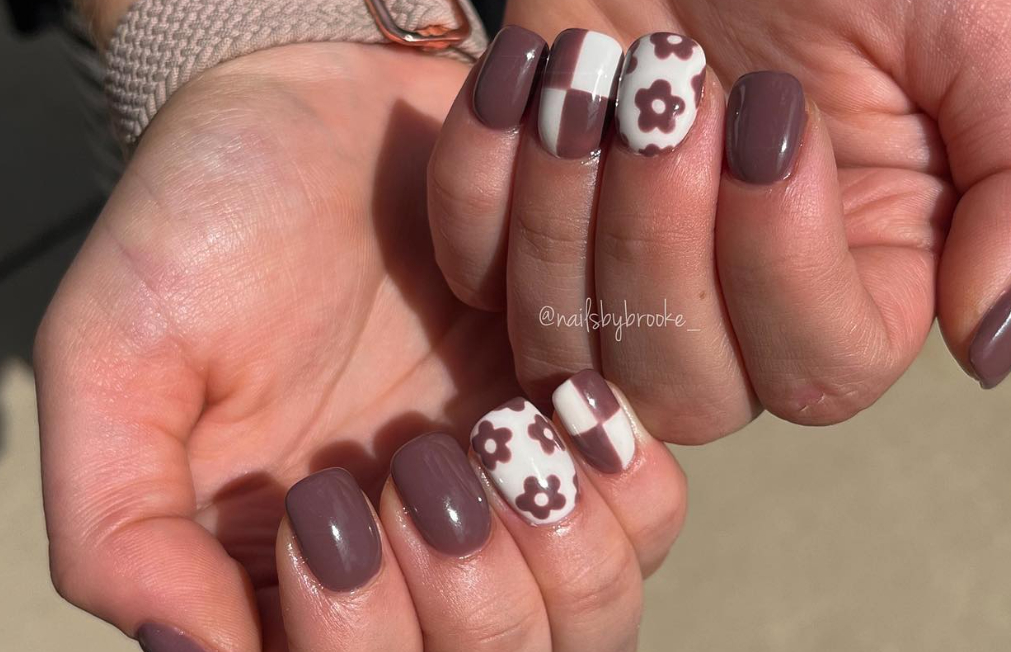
[471,398,578,525]
[616,33,707,156]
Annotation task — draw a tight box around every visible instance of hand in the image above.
[36,43,687,651]
[428,0,1011,445]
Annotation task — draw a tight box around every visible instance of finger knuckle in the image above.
[450,582,545,650]
[764,359,891,425]
[511,204,590,263]
[428,154,507,228]
[547,540,641,622]
[596,211,706,265]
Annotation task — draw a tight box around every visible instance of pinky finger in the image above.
[277,468,422,652]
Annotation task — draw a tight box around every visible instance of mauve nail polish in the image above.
[553,370,636,474]
[473,26,547,130]
[136,623,205,652]
[286,468,381,592]
[391,432,491,556]
[969,287,1011,389]
[726,71,807,184]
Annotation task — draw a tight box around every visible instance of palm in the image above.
[54,43,514,645]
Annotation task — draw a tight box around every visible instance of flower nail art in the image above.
[634,79,684,133]
[616,32,707,156]
[472,420,513,470]
[515,475,567,520]
[528,413,566,454]
[470,398,579,525]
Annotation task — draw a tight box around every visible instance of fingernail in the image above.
[473,25,547,130]
[137,623,205,652]
[616,33,707,157]
[538,28,623,159]
[285,468,381,592]
[969,287,1011,389]
[470,398,579,525]
[391,432,492,556]
[725,71,807,184]
[552,370,636,474]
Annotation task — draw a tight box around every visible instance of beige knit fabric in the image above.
[105,0,487,144]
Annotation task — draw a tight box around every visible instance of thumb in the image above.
[35,228,261,651]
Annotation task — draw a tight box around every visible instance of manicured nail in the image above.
[538,28,623,159]
[285,468,381,592]
[552,370,636,474]
[391,432,492,556]
[969,287,1011,389]
[725,71,807,184]
[470,398,578,525]
[137,623,205,652]
[472,25,547,130]
[616,33,707,156]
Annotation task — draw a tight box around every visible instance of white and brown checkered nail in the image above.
[538,29,623,159]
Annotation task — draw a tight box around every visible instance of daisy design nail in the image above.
[470,398,578,525]
[616,33,707,156]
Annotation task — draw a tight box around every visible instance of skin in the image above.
[37,41,687,651]
[39,0,1011,648]
[431,0,1011,443]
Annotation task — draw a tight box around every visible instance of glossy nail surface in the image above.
[137,623,205,652]
[538,29,623,159]
[473,25,547,130]
[726,71,807,184]
[286,468,381,592]
[969,287,1011,389]
[471,398,578,525]
[553,370,636,474]
[392,432,491,556]
[616,33,707,156]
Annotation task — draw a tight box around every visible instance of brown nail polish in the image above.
[538,29,623,159]
[391,432,491,556]
[553,370,636,474]
[473,25,547,130]
[726,71,807,184]
[286,468,381,592]
[969,287,1011,389]
[137,623,206,652]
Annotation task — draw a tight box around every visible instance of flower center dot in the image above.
[652,98,667,114]
[485,440,497,454]
[534,493,549,507]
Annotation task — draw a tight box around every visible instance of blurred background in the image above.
[1,1,1009,650]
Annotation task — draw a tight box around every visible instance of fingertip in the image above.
[725,70,809,186]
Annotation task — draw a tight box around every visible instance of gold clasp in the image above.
[363,0,471,51]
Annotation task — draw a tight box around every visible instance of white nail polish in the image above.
[553,370,636,474]
[470,398,578,525]
[616,33,707,156]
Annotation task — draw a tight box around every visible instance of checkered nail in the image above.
[552,370,636,474]
[471,398,579,525]
[538,29,623,159]
[616,33,707,157]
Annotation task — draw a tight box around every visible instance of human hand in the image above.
[35,42,686,651]
[429,0,1010,445]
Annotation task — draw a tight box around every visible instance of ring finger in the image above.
[508,28,623,403]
